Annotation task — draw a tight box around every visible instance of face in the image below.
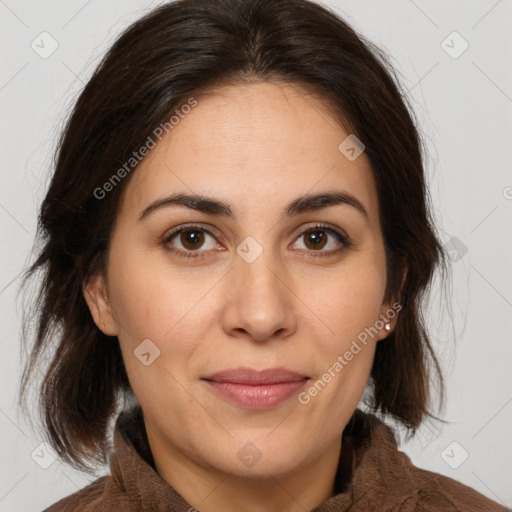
[84,81,397,479]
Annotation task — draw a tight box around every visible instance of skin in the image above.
[83,81,399,512]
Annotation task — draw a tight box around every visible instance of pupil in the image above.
[182,230,203,249]
[307,230,326,249]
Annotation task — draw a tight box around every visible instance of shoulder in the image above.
[388,453,509,511]
[42,474,137,512]
[345,411,509,511]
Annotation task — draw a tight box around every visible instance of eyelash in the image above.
[161,223,351,260]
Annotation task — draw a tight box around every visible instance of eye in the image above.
[292,223,351,257]
[162,224,220,260]
[161,222,351,260]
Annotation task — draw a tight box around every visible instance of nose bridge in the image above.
[225,235,295,341]
[235,235,283,303]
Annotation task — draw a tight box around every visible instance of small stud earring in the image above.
[384,323,391,332]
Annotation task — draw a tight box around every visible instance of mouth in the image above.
[201,367,310,410]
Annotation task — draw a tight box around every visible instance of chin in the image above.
[201,437,310,478]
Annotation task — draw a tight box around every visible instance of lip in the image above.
[201,367,310,410]
[203,367,309,384]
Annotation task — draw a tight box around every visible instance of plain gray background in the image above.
[1,0,511,510]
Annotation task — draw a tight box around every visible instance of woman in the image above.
[18,0,507,510]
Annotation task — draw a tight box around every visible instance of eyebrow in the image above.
[137,190,369,222]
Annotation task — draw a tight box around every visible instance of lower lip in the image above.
[202,379,308,410]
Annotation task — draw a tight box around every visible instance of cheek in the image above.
[107,250,188,341]
[299,280,381,424]
[107,252,206,380]
[300,260,384,402]
[109,265,201,413]
[311,262,386,342]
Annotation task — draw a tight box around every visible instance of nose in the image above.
[221,247,297,343]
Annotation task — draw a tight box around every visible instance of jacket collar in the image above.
[109,404,410,511]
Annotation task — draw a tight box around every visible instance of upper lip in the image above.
[202,367,309,385]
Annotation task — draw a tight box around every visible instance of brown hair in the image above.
[18,0,447,473]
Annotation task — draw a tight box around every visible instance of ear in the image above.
[82,272,118,336]
[376,264,407,341]
[375,300,401,341]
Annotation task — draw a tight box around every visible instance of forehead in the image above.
[117,81,379,226]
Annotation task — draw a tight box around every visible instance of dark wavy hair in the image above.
[18,0,447,474]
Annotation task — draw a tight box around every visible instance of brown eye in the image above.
[293,224,350,256]
[303,229,328,251]
[162,224,219,259]
[179,229,206,250]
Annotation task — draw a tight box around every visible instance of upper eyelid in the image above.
[163,222,348,246]
[164,223,220,241]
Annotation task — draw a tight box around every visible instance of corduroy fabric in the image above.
[44,405,508,511]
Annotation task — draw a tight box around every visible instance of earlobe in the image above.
[377,264,407,341]
[376,316,394,341]
[377,300,401,341]
[82,273,118,336]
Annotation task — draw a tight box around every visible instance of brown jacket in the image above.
[44,405,508,511]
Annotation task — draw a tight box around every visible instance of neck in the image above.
[145,425,342,512]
